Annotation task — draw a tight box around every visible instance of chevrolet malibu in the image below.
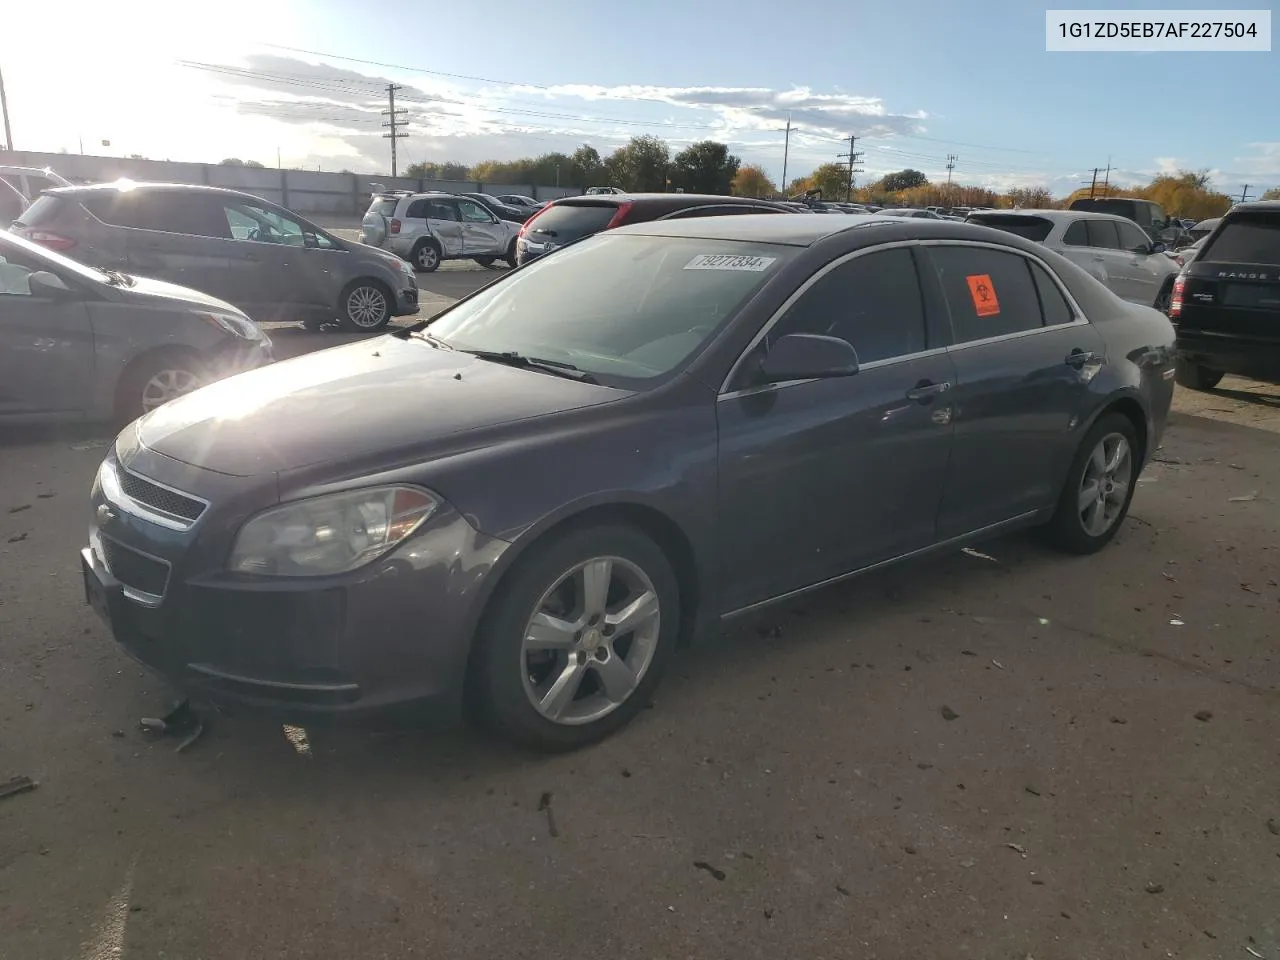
[82,215,1177,751]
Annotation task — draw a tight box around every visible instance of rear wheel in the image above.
[1043,413,1139,555]
[470,524,680,752]
[339,280,392,332]
[411,240,440,273]
[115,352,207,424]
[1174,358,1223,391]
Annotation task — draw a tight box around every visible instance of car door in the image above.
[0,247,94,416]
[716,246,958,611]
[425,199,465,257]
[1115,217,1172,305]
[921,242,1107,540]
[1084,218,1144,300]
[458,199,508,255]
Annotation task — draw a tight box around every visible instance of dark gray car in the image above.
[12,182,420,331]
[0,231,272,423]
[81,215,1176,751]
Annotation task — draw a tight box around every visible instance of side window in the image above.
[1116,220,1152,253]
[405,199,428,219]
[426,200,458,221]
[1086,219,1120,249]
[929,245,1043,342]
[1062,220,1089,246]
[767,248,926,365]
[0,254,35,296]
[1030,261,1074,327]
[0,182,24,223]
[81,192,167,231]
[459,200,493,223]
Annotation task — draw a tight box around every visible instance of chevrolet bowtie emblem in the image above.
[96,504,115,525]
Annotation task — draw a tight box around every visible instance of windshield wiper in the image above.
[464,350,598,384]
[97,268,134,287]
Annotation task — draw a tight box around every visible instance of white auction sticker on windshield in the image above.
[684,253,777,272]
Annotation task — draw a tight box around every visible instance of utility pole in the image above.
[1101,159,1111,196]
[780,114,791,198]
[836,135,863,201]
[0,63,12,151]
[1086,167,1099,199]
[381,83,408,178]
[945,153,958,202]
[1238,184,1252,204]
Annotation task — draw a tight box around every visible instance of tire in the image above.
[504,240,518,269]
[1153,280,1173,313]
[411,240,440,273]
[470,524,680,752]
[1174,358,1223,391]
[115,351,207,425]
[1043,412,1140,555]
[473,256,497,268]
[338,280,392,332]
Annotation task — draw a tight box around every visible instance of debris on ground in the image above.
[0,776,37,800]
[992,659,1005,670]
[1110,716,1128,725]
[139,700,205,753]
[1194,710,1214,722]
[1266,818,1280,837]
[1025,786,1042,797]
[1006,842,1027,855]
[1228,492,1258,502]
[961,547,999,563]
[1170,618,1185,626]
[940,705,960,721]
[620,768,632,778]
[8,504,31,514]
[7,533,27,543]
[960,649,977,657]
[1162,571,1177,582]
[692,861,726,881]
[537,791,559,838]
[1144,882,1164,894]
[834,883,851,897]
[70,439,111,451]
[282,725,311,758]
[903,844,918,855]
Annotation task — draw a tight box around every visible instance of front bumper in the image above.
[83,449,507,718]
[393,284,420,317]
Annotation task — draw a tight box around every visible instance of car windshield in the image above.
[967,214,1055,241]
[1201,214,1280,264]
[427,234,794,385]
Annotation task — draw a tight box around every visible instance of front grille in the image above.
[101,537,170,599]
[117,469,205,524]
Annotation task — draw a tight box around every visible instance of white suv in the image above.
[360,192,521,272]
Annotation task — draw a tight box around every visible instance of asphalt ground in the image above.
[2,258,1279,959]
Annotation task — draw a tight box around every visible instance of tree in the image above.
[799,162,854,201]
[219,158,245,166]
[570,144,605,189]
[880,169,928,192]
[1001,186,1054,209]
[1262,187,1280,201]
[438,162,470,181]
[669,140,740,195]
[606,135,670,192]
[732,164,778,198]
[245,160,265,169]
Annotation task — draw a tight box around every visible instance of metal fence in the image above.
[0,150,583,216]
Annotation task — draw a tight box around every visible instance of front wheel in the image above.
[339,280,392,332]
[1043,413,1140,555]
[505,240,518,269]
[115,352,207,424]
[1174,358,1223,391]
[470,524,680,752]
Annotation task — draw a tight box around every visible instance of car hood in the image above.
[135,335,628,477]
[121,274,243,314]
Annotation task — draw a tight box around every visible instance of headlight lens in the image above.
[228,485,438,577]
[199,311,264,341]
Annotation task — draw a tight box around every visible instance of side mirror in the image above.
[27,270,73,298]
[758,333,859,383]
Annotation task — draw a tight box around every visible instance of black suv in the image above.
[1170,201,1280,390]
[514,193,794,265]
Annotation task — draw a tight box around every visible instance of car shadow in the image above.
[1209,384,1280,409]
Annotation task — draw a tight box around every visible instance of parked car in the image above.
[1168,235,1206,268]
[965,210,1179,309]
[495,194,546,211]
[585,186,626,195]
[0,164,72,201]
[81,214,1174,750]
[457,192,532,224]
[515,193,794,266]
[0,231,271,424]
[359,190,522,273]
[1067,197,1173,243]
[1169,201,1280,390]
[13,182,419,332]
[0,177,28,228]
[1188,217,1220,243]
[880,208,944,219]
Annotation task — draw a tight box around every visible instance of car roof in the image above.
[969,208,1137,225]
[613,212,1047,249]
[556,192,784,208]
[46,180,266,201]
[1224,200,1280,215]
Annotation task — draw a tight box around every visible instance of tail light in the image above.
[604,201,634,230]
[389,218,401,235]
[517,201,554,240]
[27,230,76,252]
[1169,274,1185,319]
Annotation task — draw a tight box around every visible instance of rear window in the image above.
[525,202,618,244]
[15,194,66,227]
[967,214,1054,242]
[1201,214,1280,265]
[368,197,399,218]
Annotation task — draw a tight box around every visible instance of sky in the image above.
[1,0,1276,198]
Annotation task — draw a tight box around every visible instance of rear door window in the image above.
[525,202,619,243]
[1116,220,1153,253]
[1201,214,1280,265]
[1030,262,1075,326]
[927,245,1044,342]
[425,199,459,221]
[405,199,429,219]
[967,215,1054,242]
[1063,220,1088,246]
[1086,219,1121,249]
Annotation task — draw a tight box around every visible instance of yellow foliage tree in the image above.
[732,164,778,198]
[799,162,854,201]
[1262,187,1280,201]
[1063,171,1230,221]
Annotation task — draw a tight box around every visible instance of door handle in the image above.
[906,380,951,402]
[1065,349,1098,368]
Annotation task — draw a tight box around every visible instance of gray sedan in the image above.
[81,215,1176,751]
[0,232,272,423]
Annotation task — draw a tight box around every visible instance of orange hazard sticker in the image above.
[965,274,1000,317]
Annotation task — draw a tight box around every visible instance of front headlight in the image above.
[199,311,264,341]
[228,485,438,577]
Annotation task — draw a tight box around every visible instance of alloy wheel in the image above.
[1078,432,1133,537]
[415,245,439,270]
[140,368,201,413]
[520,556,662,725]
[346,285,388,328]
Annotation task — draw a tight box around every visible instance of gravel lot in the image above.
[2,263,1278,959]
